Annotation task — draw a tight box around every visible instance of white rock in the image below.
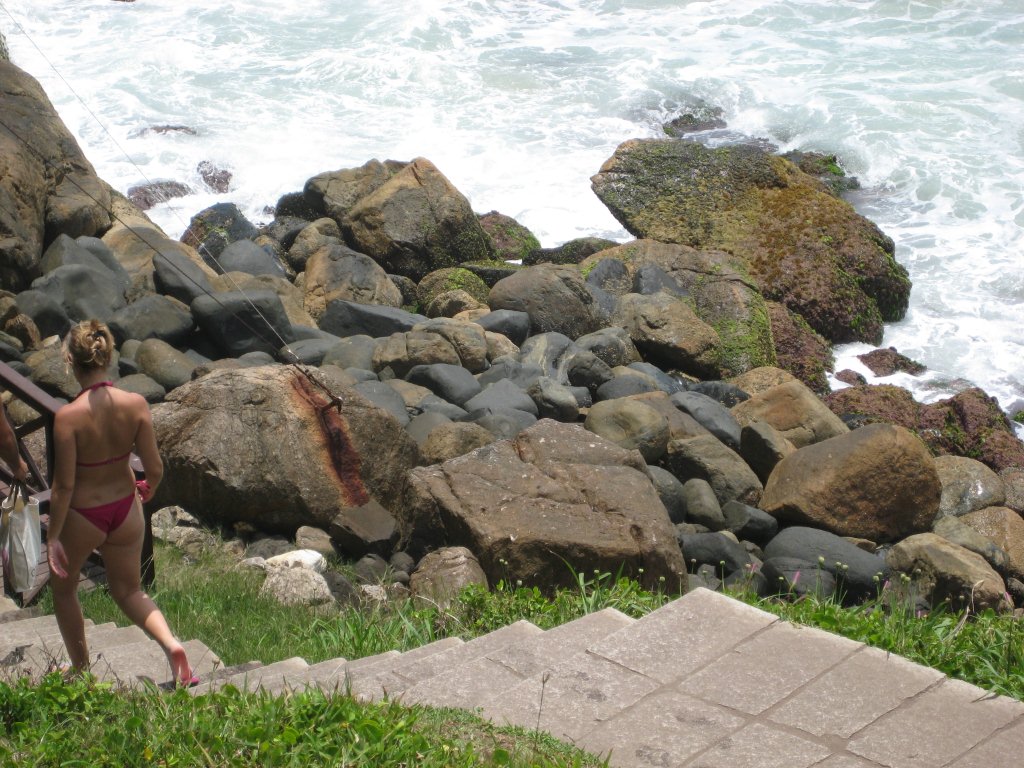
[265,549,327,573]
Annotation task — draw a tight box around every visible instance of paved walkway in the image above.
[2,588,1021,767]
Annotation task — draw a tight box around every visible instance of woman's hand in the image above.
[47,539,69,579]
[136,479,154,503]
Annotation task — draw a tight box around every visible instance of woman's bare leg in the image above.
[52,512,106,670]
[100,498,193,683]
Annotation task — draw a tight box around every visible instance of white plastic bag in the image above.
[1,484,41,593]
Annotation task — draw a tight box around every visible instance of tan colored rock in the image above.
[664,433,763,506]
[410,546,488,609]
[612,292,721,378]
[420,422,495,465]
[959,506,1024,582]
[302,242,402,321]
[732,378,848,448]
[584,398,670,463]
[483,330,518,362]
[400,419,685,592]
[728,365,796,396]
[629,391,711,442]
[761,423,940,542]
[886,533,1010,612]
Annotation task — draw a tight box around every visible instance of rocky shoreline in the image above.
[2,54,1023,614]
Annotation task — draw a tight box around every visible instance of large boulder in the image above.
[180,202,259,263]
[761,423,940,542]
[152,365,421,532]
[341,157,494,281]
[764,301,833,394]
[1,61,112,292]
[304,159,405,224]
[303,242,402,322]
[399,419,686,591]
[489,263,605,340]
[580,240,775,376]
[591,139,910,345]
[933,455,1005,519]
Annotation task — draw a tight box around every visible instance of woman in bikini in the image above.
[47,320,195,685]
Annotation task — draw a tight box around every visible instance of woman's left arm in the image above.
[47,411,77,578]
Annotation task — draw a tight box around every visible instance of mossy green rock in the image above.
[591,139,910,344]
[478,211,541,263]
[580,239,775,377]
[417,267,490,308]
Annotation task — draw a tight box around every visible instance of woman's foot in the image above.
[165,642,197,686]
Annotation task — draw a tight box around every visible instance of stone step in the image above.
[266,648,411,697]
[480,588,779,744]
[350,621,543,703]
[1,614,95,651]
[89,637,221,689]
[13,623,134,678]
[191,656,309,695]
[401,608,636,711]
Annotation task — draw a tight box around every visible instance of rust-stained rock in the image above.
[761,423,940,542]
[152,365,421,532]
[399,419,685,592]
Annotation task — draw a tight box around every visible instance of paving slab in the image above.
[847,677,1024,768]
[679,721,831,768]
[401,608,634,710]
[767,644,944,739]
[578,689,748,768]
[353,622,541,702]
[947,715,1024,768]
[590,588,778,685]
[677,620,860,715]
[481,649,661,743]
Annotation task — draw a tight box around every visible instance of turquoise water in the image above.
[4,0,1023,421]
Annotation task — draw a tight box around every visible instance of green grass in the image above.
[0,673,605,767]
[13,541,1024,766]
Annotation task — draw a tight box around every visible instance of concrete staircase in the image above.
[2,588,1021,767]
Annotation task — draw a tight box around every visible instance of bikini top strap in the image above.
[77,381,114,397]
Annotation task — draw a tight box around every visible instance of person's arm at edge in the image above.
[0,408,28,482]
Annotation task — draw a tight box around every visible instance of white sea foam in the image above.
[4,0,1023,429]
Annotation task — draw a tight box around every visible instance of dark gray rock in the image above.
[31,263,126,323]
[722,500,779,545]
[763,526,888,603]
[649,466,687,525]
[108,294,194,346]
[40,234,131,296]
[322,335,378,371]
[465,378,538,416]
[405,411,454,446]
[15,289,72,339]
[319,300,426,338]
[681,479,726,531]
[517,332,577,382]
[352,380,411,425]
[670,390,742,450]
[526,376,579,422]
[191,289,294,357]
[215,238,287,278]
[466,406,537,440]
[330,500,399,559]
[575,326,641,368]
[627,362,686,394]
[567,349,615,392]
[739,420,795,485]
[181,202,259,262]
[595,375,660,401]
[115,373,166,403]
[584,258,632,294]
[153,251,215,305]
[687,380,750,407]
[407,363,482,406]
[633,263,688,298]
[282,337,343,366]
[761,556,839,600]
[475,309,531,346]
[477,358,545,389]
[677,531,752,576]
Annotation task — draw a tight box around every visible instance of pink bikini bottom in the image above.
[72,493,135,534]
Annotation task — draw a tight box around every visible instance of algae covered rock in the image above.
[591,139,910,345]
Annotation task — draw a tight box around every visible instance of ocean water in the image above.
[4,0,1023,430]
